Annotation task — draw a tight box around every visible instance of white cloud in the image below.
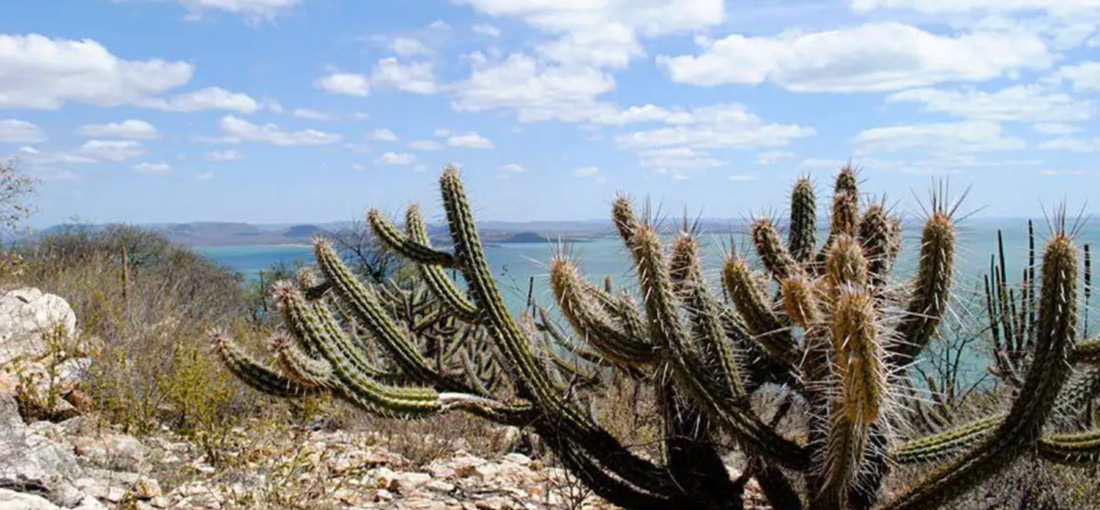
[729,173,760,181]
[1048,61,1100,92]
[572,166,600,177]
[453,0,725,69]
[368,129,399,142]
[390,37,431,56]
[638,147,725,171]
[615,104,816,149]
[853,121,1026,154]
[886,85,1096,122]
[452,53,617,122]
[196,171,215,180]
[315,73,370,96]
[472,23,501,37]
[849,0,1100,15]
[409,140,443,150]
[77,119,159,140]
[1034,122,1083,135]
[142,87,260,113]
[292,108,330,120]
[0,119,46,143]
[501,163,524,172]
[74,140,147,162]
[658,23,1052,92]
[371,58,439,95]
[1040,168,1090,177]
[429,20,451,30]
[377,152,416,165]
[206,149,244,161]
[447,132,494,148]
[0,33,193,109]
[133,161,171,175]
[219,115,341,145]
[1039,137,1100,152]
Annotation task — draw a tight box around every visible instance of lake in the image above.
[194,218,1098,386]
[194,217,1097,315]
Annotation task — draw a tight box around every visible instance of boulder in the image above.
[0,488,61,510]
[0,396,85,507]
[70,434,150,473]
[0,288,78,366]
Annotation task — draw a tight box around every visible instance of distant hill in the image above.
[283,224,327,239]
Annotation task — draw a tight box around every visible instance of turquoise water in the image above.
[197,219,1098,310]
[194,219,1097,386]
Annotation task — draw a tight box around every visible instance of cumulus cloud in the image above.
[0,33,193,109]
[447,132,494,148]
[77,119,160,139]
[133,161,171,175]
[218,115,341,145]
[886,85,1096,122]
[314,73,370,96]
[853,121,1026,154]
[0,119,46,143]
[377,152,416,165]
[142,87,261,113]
[658,23,1052,92]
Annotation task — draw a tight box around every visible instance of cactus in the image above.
[215,164,1100,510]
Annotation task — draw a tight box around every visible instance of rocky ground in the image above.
[1,394,620,510]
[0,286,628,510]
[0,286,777,510]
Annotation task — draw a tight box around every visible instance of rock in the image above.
[132,477,161,500]
[388,472,431,493]
[71,433,150,473]
[0,395,85,507]
[0,288,77,367]
[0,488,61,510]
[3,361,80,421]
[501,453,531,466]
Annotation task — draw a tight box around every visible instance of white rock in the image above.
[0,488,61,510]
[0,288,77,366]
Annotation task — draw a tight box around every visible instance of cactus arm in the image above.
[889,212,956,368]
[403,205,480,321]
[891,414,1007,465]
[439,167,688,498]
[632,224,809,471]
[789,176,817,264]
[275,281,532,421]
[883,235,1078,510]
[660,385,746,509]
[1054,368,1100,422]
[313,238,480,394]
[670,233,748,401]
[815,165,860,266]
[366,208,456,267]
[210,330,324,398]
[1074,337,1100,364]
[551,258,662,367]
[753,217,799,281]
[1037,429,1100,465]
[817,286,886,510]
[722,255,799,365]
[271,334,335,388]
[858,204,894,287]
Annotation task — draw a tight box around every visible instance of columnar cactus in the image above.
[215,165,1100,510]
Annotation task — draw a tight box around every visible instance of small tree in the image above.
[0,159,36,235]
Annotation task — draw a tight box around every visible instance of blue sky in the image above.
[2,0,1098,227]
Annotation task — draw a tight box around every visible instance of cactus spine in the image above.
[215,164,1100,510]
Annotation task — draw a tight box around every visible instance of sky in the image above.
[2,0,1099,227]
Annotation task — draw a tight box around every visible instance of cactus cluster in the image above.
[215,165,1100,510]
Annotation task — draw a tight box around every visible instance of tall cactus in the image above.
[215,164,1100,510]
